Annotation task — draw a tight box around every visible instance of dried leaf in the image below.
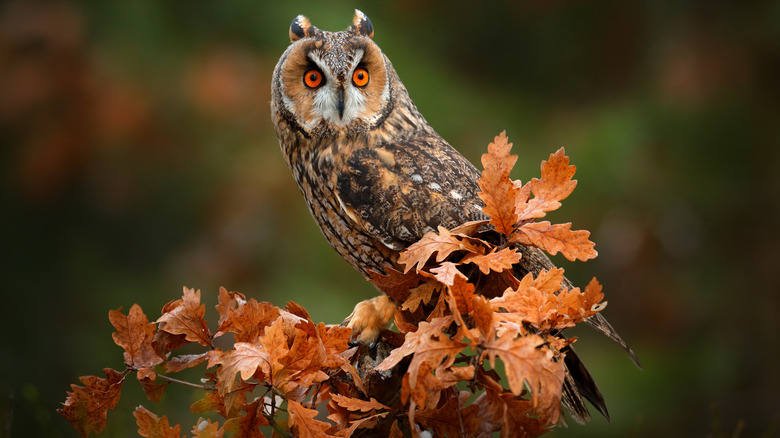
[428,261,462,287]
[478,131,520,236]
[137,369,167,402]
[191,417,226,438]
[400,280,438,312]
[515,147,577,222]
[164,353,209,373]
[483,330,564,423]
[287,400,337,438]
[460,247,522,275]
[109,304,164,370]
[375,316,455,372]
[366,267,423,303]
[156,287,212,346]
[514,221,597,261]
[330,394,389,412]
[216,287,245,326]
[215,299,280,342]
[134,406,182,438]
[397,226,482,273]
[58,368,125,437]
[223,399,268,437]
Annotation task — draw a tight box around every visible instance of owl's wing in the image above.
[334,134,486,251]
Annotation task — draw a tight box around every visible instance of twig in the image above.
[155,374,215,391]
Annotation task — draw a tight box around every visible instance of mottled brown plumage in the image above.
[271,10,637,424]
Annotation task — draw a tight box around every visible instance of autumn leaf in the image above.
[478,131,521,236]
[482,329,564,423]
[400,280,438,312]
[330,394,389,412]
[157,287,212,346]
[288,400,337,438]
[375,316,454,372]
[191,418,226,438]
[214,342,272,395]
[215,298,280,342]
[137,368,167,402]
[58,368,125,437]
[413,393,480,438]
[461,247,522,275]
[215,287,246,326]
[134,406,182,438]
[367,266,424,303]
[397,226,483,273]
[514,221,597,261]
[223,399,268,438]
[515,147,577,223]
[428,261,461,287]
[164,353,209,373]
[110,304,164,370]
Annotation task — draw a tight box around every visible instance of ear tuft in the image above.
[289,15,320,42]
[349,9,374,38]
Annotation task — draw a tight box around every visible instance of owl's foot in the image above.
[342,295,396,345]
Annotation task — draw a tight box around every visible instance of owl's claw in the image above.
[342,295,396,346]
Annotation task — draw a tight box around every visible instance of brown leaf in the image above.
[482,330,564,424]
[285,301,312,321]
[472,295,495,342]
[397,226,482,273]
[514,221,597,261]
[444,272,476,321]
[223,399,268,437]
[515,147,577,222]
[366,266,423,303]
[137,368,167,402]
[375,316,455,372]
[400,280,438,312]
[478,131,520,236]
[191,418,226,438]
[330,394,389,413]
[156,287,212,346]
[134,406,182,438]
[414,393,481,438]
[164,353,209,373]
[215,299,280,343]
[288,400,337,438]
[460,247,522,275]
[216,287,246,326]
[58,368,125,437]
[214,342,272,395]
[109,304,164,370]
[428,261,462,287]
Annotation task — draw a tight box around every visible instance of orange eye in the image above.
[352,67,369,87]
[303,69,323,88]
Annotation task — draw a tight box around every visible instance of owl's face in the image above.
[272,11,393,137]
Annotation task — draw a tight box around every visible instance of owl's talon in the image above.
[343,295,396,345]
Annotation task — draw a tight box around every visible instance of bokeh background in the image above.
[1,1,778,436]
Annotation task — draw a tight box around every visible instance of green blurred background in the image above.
[1,0,778,436]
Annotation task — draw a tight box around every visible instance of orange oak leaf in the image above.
[214,342,272,395]
[367,266,424,303]
[134,406,182,438]
[514,221,597,261]
[515,147,577,222]
[215,298,280,343]
[400,280,438,312]
[215,287,246,327]
[156,287,212,346]
[137,368,167,402]
[223,399,268,437]
[461,247,523,275]
[164,352,209,373]
[375,316,455,372]
[413,393,480,438]
[444,272,476,319]
[287,400,337,438]
[478,131,520,236]
[472,295,495,342]
[330,394,389,413]
[191,418,226,438]
[109,304,164,370]
[482,330,564,423]
[397,226,483,273]
[58,368,125,437]
[428,261,462,287]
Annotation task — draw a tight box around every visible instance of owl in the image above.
[271,10,634,423]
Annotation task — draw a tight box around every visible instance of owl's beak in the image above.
[336,86,345,119]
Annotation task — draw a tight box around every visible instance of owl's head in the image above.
[271,10,395,138]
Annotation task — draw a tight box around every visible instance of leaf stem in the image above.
[155,374,215,390]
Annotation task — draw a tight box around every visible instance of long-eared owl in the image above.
[270,10,635,423]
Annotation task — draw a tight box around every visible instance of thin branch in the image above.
[154,374,215,391]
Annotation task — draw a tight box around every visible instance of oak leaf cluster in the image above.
[60,132,607,437]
